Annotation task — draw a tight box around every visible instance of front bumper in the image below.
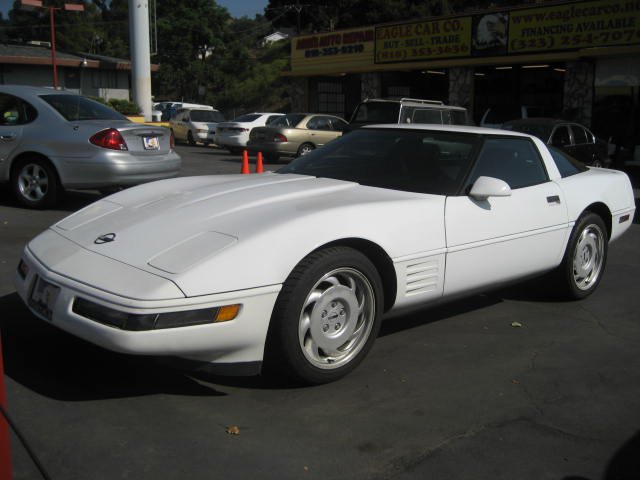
[15,246,280,366]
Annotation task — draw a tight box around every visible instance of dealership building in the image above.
[288,0,640,153]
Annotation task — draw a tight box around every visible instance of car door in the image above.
[444,136,569,296]
[0,93,32,165]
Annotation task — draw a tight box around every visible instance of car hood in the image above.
[46,173,445,296]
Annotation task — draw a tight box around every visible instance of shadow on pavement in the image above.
[562,430,640,480]
[0,186,102,213]
[0,292,226,400]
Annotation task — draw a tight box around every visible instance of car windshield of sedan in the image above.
[278,128,481,196]
[502,122,551,141]
[271,114,306,128]
[190,110,225,122]
[40,94,126,121]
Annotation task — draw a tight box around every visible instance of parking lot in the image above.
[1,144,639,480]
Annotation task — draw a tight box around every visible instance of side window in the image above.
[450,110,468,125]
[548,146,588,178]
[307,116,332,130]
[551,126,571,147]
[330,118,348,131]
[466,138,548,190]
[399,106,415,123]
[571,125,589,145]
[412,109,443,124]
[266,115,281,124]
[0,93,38,126]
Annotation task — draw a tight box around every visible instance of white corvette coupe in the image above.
[15,125,636,384]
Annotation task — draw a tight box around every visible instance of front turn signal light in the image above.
[215,304,241,322]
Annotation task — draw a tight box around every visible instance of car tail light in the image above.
[170,129,175,149]
[90,128,128,151]
[274,133,287,143]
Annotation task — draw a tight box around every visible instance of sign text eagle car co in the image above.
[296,29,374,58]
[374,18,472,63]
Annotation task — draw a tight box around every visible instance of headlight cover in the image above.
[72,297,240,331]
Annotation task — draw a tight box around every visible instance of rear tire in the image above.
[266,247,383,384]
[11,157,59,209]
[557,212,608,299]
[297,142,315,157]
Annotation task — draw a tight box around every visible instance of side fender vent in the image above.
[405,258,439,296]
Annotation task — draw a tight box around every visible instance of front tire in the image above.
[266,247,383,384]
[11,157,59,209]
[557,212,608,299]
[187,130,196,146]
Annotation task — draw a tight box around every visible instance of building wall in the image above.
[0,63,131,101]
[563,61,594,127]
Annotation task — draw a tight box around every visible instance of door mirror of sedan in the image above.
[469,176,512,201]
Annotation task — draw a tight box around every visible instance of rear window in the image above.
[40,94,125,121]
[351,102,401,123]
[484,106,521,124]
[271,114,306,128]
[233,113,261,122]
[190,110,225,122]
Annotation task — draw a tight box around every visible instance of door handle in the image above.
[0,133,17,141]
[547,195,561,204]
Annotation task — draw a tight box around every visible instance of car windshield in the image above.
[40,94,126,121]
[278,128,480,196]
[502,122,552,141]
[351,102,401,123]
[190,110,225,122]
[271,114,306,128]
[233,113,261,122]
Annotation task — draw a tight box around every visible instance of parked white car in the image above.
[169,108,225,146]
[15,125,635,384]
[215,112,284,154]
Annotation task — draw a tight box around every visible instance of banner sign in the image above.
[374,18,472,63]
[291,28,375,74]
[290,0,640,72]
[508,0,640,53]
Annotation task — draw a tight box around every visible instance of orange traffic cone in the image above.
[256,152,264,173]
[241,150,250,174]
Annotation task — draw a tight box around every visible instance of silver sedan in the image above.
[0,85,181,208]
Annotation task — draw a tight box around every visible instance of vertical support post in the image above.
[128,0,153,121]
[49,6,58,89]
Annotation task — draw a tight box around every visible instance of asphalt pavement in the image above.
[0,144,639,480]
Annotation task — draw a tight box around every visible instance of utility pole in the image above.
[128,0,153,121]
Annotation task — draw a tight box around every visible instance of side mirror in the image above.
[469,176,512,201]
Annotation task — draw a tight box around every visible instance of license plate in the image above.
[143,136,160,150]
[29,277,60,321]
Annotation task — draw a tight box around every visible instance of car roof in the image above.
[0,84,75,97]
[362,123,536,138]
[362,98,467,111]
[503,117,576,126]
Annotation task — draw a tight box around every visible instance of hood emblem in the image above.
[94,233,116,244]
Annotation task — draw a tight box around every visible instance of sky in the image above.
[0,1,270,19]
[217,0,269,18]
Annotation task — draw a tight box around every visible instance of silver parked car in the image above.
[0,85,181,208]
